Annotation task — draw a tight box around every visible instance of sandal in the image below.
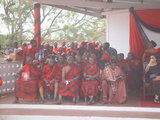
[154,98,160,104]
[40,99,45,104]
[87,99,95,105]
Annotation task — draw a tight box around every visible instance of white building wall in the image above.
[105,10,130,57]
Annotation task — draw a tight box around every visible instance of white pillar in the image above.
[102,10,129,57]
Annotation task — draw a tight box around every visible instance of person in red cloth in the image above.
[117,53,130,74]
[81,55,100,105]
[74,41,79,51]
[42,58,55,101]
[57,56,81,104]
[43,43,53,58]
[117,53,130,90]
[74,54,83,102]
[143,40,159,66]
[57,47,66,55]
[14,56,38,103]
[0,77,3,86]
[101,56,127,104]
[53,42,59,53]
[98,54,110,70]
[78,41,87,56]
[61,41,67,53]
[32,60,45,103]
[126,52,142,91]
[51,55,65,102]
[17,40,38,66]
[66,42,75,53]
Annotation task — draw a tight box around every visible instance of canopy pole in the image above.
[34,3,41,49]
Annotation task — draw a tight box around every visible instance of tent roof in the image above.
[21,0,160,18]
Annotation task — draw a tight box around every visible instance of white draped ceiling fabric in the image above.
[20,0,160,18]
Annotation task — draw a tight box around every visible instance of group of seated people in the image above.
[13,39,160,104]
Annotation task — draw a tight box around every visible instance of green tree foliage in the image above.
[0,0,33,44]
[0,0,105,46]
[0,34,9,46]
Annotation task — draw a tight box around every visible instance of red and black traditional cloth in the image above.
[25,45,38,59]
[81,63,100,97]
[17,45,38,65]
[58,64,81,98]
[53,47,59,53]
[32,65,44,88]
[52,64,64,82]
[42,64,54,91]
[15,65,38,99]
[125,58,142,89]
[66,47,79,54]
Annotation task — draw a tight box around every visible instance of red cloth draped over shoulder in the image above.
[52,64,64,82]
[83,63,99,76]
[53,48,59,53]
[15,65,38,99]
[42,65,54,91]
[24,45,38,60]
[81,63,100,97]
[65,64,81,81]
[42,65,53,80]
[17,45,38,65]
[32,65,44,87]
[58,64,81,97]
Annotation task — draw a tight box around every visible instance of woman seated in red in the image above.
[145,53,160,103]
[51,55,65,103]
[14,56,38,103]
[32,60,45,103]
[57,56,81,104]
[42,58,55,101]
[81,55,100,105]
[126,52,142,91]
[101,56,127,104]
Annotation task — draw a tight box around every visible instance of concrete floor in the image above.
[0,91,160,120]
[0,90,141,107]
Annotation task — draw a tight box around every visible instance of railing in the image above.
[0,61,22,94]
